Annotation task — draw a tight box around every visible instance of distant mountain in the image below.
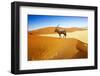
[28,27,87,35]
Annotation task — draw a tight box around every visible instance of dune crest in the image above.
[29,27,87,35]
[39,30,88,43]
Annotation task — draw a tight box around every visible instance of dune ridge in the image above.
[39,30,88,43]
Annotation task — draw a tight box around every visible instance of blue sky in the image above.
[28,15,88,31]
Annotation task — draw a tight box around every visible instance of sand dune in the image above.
[29,27,87,35]
[40,30,88,43]
[28,27,88,61]
[28,35,88,61]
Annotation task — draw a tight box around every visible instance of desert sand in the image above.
[40,30,88,43]
[28,27,88,61]
[29,27,87,35]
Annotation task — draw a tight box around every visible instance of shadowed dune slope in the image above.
[28,35,88,61]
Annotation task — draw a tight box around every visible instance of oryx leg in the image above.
[59,34,61,38]
[64,33,66,38]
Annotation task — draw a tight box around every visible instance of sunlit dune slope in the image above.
[40,30,88,43]
[28,35,87,61]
